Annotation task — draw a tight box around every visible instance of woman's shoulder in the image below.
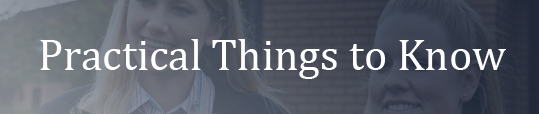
[38,85,92,114]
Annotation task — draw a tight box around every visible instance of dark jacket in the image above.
[38,69,288,114]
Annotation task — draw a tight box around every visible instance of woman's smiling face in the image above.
[368,13,467,114]
[125,0,221,71]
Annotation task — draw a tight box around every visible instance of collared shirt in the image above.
[128,70,215,114]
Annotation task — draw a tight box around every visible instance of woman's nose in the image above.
[144,11,170,35]
[383,67,411,94]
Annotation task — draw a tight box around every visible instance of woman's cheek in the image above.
[413,72,460,111]
[126,16,144,43]
[170,27,203,48]
[368,76,385,99]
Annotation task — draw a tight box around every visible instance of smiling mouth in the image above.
[385,103,420,111]
[143,38,175,49]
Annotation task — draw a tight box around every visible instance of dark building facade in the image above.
[260,0,535,114]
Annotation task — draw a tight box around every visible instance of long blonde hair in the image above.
[72,0,286,113]
[375,0,507,114]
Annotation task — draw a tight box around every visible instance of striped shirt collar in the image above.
[128,70,215,114]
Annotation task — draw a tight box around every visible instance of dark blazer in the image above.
[38,69,288,114]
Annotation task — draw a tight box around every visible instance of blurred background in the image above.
[0,0,537,114]
[0,0,112,113]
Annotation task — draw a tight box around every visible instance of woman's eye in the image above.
[171,6,191,15]
[408,59,428,70]
[372,60,381,67]
[373,58,391,73]
[418,60,428,68]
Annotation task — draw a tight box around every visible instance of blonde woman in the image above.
[365,0,507,114]
[39,0,288,114]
